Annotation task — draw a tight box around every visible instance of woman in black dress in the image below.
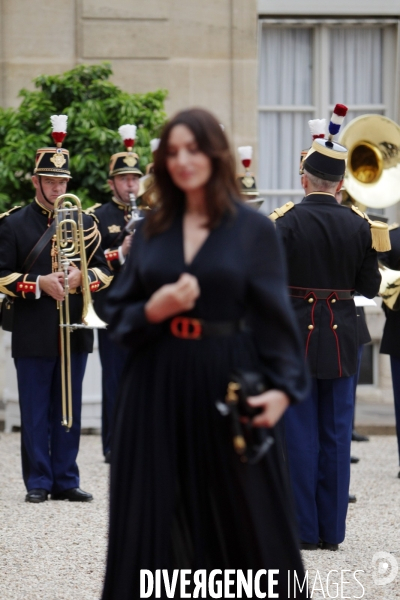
[102,108,310,599]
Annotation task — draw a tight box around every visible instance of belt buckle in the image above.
[170,317,202,340]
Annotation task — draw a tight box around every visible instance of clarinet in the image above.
[124,192,144,234]
[111,193,144,248]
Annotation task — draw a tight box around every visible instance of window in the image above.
[258,20,400,215]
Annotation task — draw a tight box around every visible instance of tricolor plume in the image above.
[328,104,348,140]
[308,119,326,140]
[150,138,160,154]
[50,114,68,147]
[118,124,137,151]
[238,146,253,170]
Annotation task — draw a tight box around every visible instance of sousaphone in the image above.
[339,114,400,209]
[340,115,400,308]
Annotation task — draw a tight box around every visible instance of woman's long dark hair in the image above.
[145,108,241,237]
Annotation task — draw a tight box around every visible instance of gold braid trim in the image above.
[90,267,113,288]
[0,206,22,220]
[84,206,101,224]
[86,225,102,265]
[0,272,21,297]
[85,203,102,214]
[83,226,98,244]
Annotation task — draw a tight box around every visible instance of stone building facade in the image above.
[0,0,258,152]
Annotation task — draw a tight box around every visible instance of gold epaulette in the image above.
[269,201,295,222]
[84,203,102,224]
[85,203,102,214]
[87,212,99,224]
[388,222,399,232]
[0,206,22,220]
[351,205,391,252]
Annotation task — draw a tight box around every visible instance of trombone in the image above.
[54,193,106,431]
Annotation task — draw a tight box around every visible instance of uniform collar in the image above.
[112,196,130,211]
[34,197,54,217]
[302,192,338,204]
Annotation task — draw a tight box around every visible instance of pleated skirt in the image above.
[102,332,307,599]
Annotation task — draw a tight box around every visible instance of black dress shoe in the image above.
[300,541,319,550]
[51,487,93,502]
[320,541,339,551]
[350,456,360,464]
[348,494,357,503]
[104,451,111,464]
[352,430,369,442]
[25,489,48,503]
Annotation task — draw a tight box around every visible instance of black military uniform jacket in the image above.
[379,225,400,359]
[0,199,112,358]
[93,197,131,273]
[273,193,381,379]
[91,197,130,320]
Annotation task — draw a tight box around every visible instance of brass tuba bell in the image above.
[340,115,400,309]
[339,114,400,209]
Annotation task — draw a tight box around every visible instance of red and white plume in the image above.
[118,124,137,151]
[150,138,160,154]
[308,119,326,140]
[328,104,348,140]
[238,146,253,170]
[50,115,68,148]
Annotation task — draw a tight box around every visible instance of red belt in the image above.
[170,317,245,340]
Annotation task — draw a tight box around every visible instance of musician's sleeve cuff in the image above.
[104,248,122,272]
[118,245,125,265]
[104,249,119,262]
[16,274,38,299]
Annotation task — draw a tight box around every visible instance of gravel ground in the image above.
[0,433,399,599]
[0,433,108,600]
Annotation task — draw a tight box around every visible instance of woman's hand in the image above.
[247,390,290,428]
[145,273,200,323]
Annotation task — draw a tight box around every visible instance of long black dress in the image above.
[102,202,310,599]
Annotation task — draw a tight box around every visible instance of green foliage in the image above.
[0,63,167,211]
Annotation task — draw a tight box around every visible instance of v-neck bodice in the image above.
[136,209,250,321]
[180,212,212,268]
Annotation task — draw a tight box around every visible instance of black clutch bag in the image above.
[227,370,266,417]
[217,369,274,464]
[0,296,14,332]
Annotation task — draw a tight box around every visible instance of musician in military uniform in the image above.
[379,223,400,478]
[135,138,159,209]
[90,127,143,463]
[0,118,112,503]
[270,132,386,550]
